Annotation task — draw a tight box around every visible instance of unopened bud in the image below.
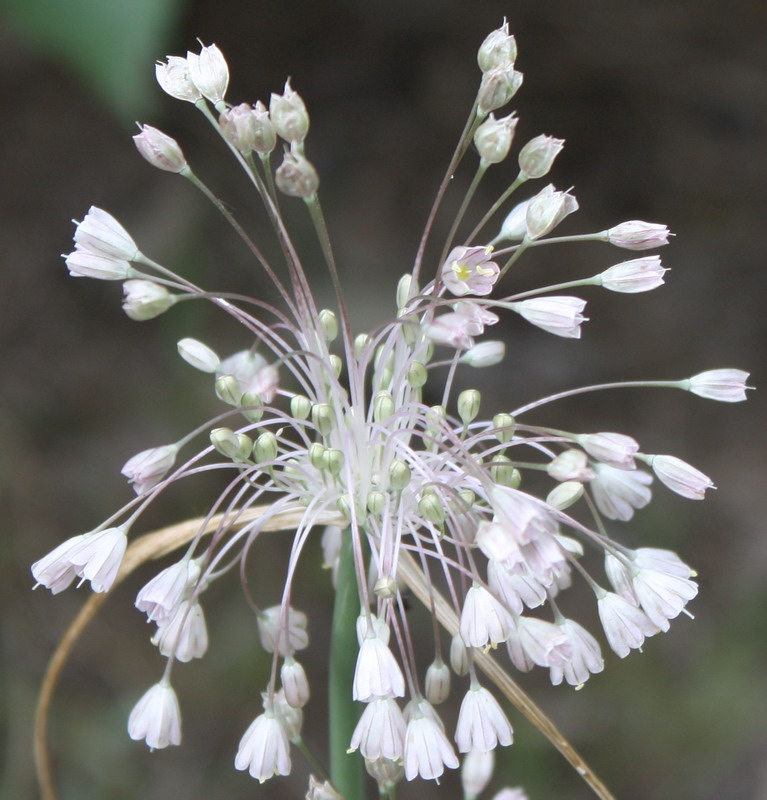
[312,403,334,436]
[478,21,517,72]
[373,391,394,423]
[178,338,220,372]
[270,79,310,143]
[518,134,564,180]
[276,149,319,198]
[281,657,310,708]
[458,389,481,425]
[354,333,370,358]
[133,124,188,173]
[251,101,278,154]
[253,431,278,464]
[367,490,386,515]
[388,459,411,491]
[123,280,176,321]
[219,103,259,154]
[365,757,404,791]
[491,454,519,487]
[336,495,352,521]
[493,413,516,443]
[407,361,428,388]
[240,392,264,423]
[374,575,398,599]
[319,309,339,341]
[396,273,417,308]
[525,184,579,240]
[494,197,530,243]
[155,56,201,103]
[462,748,495,800]
[478,65,523,115]
[210,427,248,460]
[329,354,343,378]
[547,480,584,510]
[418,492,446,525]
[215,374,241,405]
[605,220,671,251]
[450,632,470,676]
[323,448,344,475]
[290,394,311,420]
[458,488,476,510]
[308,442,326,470]
[474,113,517,164]
[461,340,505,367]
[424,659,451,704]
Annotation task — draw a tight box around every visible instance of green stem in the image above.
[329,530,365,799]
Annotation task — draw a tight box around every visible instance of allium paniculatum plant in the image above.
[33,23,751,800]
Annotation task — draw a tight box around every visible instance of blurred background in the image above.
[1,0,765,798]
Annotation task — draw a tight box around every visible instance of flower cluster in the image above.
[33,22,750,799]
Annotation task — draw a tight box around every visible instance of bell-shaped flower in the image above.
[66,526,128,593]
[31,534,86,594]
[462,748,495,800]
[349,696,406,761]
[686,369,752,403]
[548,619,604,686]
[73,206,139,261]
[454,683,513,753]
[234,710,291,782]
[151,599,208,662]
[64,250,133,280]
[280,657,310,708]
[403,712,459,781]
[605,220,671,250]
[155,56,202,103]
[524,184,578,240]
[257,605,309,655]
[632,568,698,631]
[578,432,638,470]
[591,462,652,521]
[186,43,229,104]
[598,256,667,293]
[511,296,587,338]
[128,681,182,750]
[135,558,201,623]
[353,634,405,701]
[460,584,514,649]
[121,444,179,495]
[597,590,659,657]
[648,454,715,499]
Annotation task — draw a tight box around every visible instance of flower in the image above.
[122,280,176,321]
[590,463,653,521]
[578,432,638,470]
[518,134,564,180]
[73,207,139,261]
[524,184,579,240]
[454,683,514,753]
[128,682,182,750]
[441,246,500,296]
[597,590,659,657]
[511,296,587,338]
[121,444,179,494]
[605,220,671,250]
[186,43,229,104]
[234,711,291,782]
[647,454,715,499]
[133,124,188,173]
[66,526,128,593]
[598,256,668,293]
[155,56,202,103]
[64,250,133,280]
[403,713,459,781]
[686,369,752,402]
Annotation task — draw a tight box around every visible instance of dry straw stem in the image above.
[35,507,615,800]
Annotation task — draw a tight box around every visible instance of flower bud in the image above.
[418,491,446,525]
[373,391,395,423]
[605,221,671,250]
[306,775,343,800]
[396,273,417,308]
[478,21,517,72]
[462,748,495,800]
[186,43,229,104]
[474,113,518,164]
[122,280,175,320]
[354,333,370,358]
[121,444,178,494]
[388,459,411,491]
[177,338,220,372]
[518,134,564,179]
[308,442,326,470]
[493,198,530,243]
[276,150,319,198]
[250,101,278,154]
[598,256,668,293]
[458,389,481,425]
[374,575,398,598]
[64,250,133,280]
[685,369,752,402]
[491,454,519,487]
[319,309,338,341]
[254,431,278,464]
[219,103,258,154]
[648,454,715,500]
[407,361,428,388]
[155,56,202,103]
[525,184,578,240]
[290,394,311,420]
[450,633,470,676]
[270,79,310,143]
[547,448,594,482]
[210,428,245,461]
[424,659,451,704]
[367,490,386,515]
[493,413,516,443]
[461,340,505,367]
[312,403,334,436]
[133,125,188,173]
[323,448,344,476]
[547,480,584,510]
[511,296,587,339]
[578,432,639,470]
[329,354,343,378]
[365,757,404,791]
[478,65,523,115]
[215,374,242,405]
[281,657,310,708]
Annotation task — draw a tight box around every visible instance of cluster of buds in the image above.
[34,25,750,800]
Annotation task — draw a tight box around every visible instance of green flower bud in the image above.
[323,448,344,475]
[407,361,428,389]
[329,354,343,378]
[491,454,518,486]
[311,403,334,436]
[367,490,386,515]
[458,389,481,425]
[253,431,278,464]
[388,459,411,491]
[373,391,395,423]
[374,575,398,599]
[354,333,370,358]
[308,442,326,470]
[210,427,241,460]
[396,273,417,309]
[290,394,311,420]
[493,413,516,443]
[319,309,339,342]
[458,488,476,510]
[240,392,264,423]
[547,480,584,510]
[418,492,446,525]
[215,374,241,406]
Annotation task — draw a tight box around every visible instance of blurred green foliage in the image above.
[2,0,183,121]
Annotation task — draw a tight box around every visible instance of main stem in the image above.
[329,530,364,798]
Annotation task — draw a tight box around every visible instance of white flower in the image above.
[64,250,132,280]
[548,619,604,687]
[494,198,530,243]
[591,463,653,521]
[135,558,201,623]
[178,338,221,373]
[257,605,309,655]
[128,682,182,750]
[597,590,659,657]
[151,599,208,661]
[403,713,459,781]
[31,534,86,594]
[462,748,495,799]
[524,184,578,240]
[73,207,139,261]
[518,134,564,180]
[508,616,572,669]
[121,444,179,495]
[122,280,176,321]
[578,432,638,470]
[186,43,229,104]
[547,449,594,482]
[133,124,188,173]
[350,696,406,761]
[441,246,500,297]
[270,79,310,143]
[461,340,506,367]
[598,256,667,293]
[460,585,514,649]
[280,657,310,708]
[632,568,698,631]
[454,684,514,753]
[66,526,128,593]
[353,634,405,701]
[649,454,715,499]
[218,350,279,403]
[511,296,587,338]
[234,711,291,782]
[686,369,752,402]
[605,220,671,250]
[424,659,451,705]
[155,55,202,103]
